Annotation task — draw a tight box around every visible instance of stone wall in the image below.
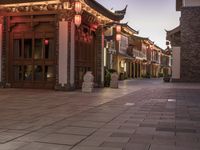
[180,7,200,82]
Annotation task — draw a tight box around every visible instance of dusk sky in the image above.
[97,0,180,49]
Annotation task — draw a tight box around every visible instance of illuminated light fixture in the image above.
[116,34,121,41]
[74,14,82,27]
[116,25,121,33]
[75,1,82,13]
[44,39,49,45]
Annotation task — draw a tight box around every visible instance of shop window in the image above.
[34,65,43,80]
[24,65,32,81]
[44,39,54,59]
[34,39,43,59]
[45,66,55,81]
[14,66,23,81]
[14,39,22,58]
[24,39,32,58]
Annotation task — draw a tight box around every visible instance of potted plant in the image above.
[163,74,171,82]
[104,68,117,87]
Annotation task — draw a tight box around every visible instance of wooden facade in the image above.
[0,0,126,89]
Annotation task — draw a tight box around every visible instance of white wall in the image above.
[59,20,68,86]
[0,24,2,82]
[172,47,181,79]
[183,0,200,7]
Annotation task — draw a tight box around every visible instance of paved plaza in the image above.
[0,79,200,150]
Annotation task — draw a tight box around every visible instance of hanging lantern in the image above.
[116,34,122,41]
[44,39,49,45]
[74,14,82,27]
[116,25,121,33]
[75,1,82,13]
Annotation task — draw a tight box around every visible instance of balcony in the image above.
[132,49,147,60]
[151,57,160,64]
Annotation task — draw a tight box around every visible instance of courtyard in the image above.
[0,79,200,150]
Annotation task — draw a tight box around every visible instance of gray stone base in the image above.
[94,82,104,88]
[0,82,5,88]
[172,78,200,83]
[55,83,75,91]
[0,82,11,88]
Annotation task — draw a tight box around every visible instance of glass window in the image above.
[14,66,23,81]
[24,39,32,58]
[34,39,43,59]
[45,39,54,59]
[14,39,22,58]
[24,65,32,81]
[34,65,43,81]
[45,66,55,81]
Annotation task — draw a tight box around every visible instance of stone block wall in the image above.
[180,7,200,82]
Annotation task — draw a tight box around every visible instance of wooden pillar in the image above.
[70,22,75,88]
[0,23,2,83]
[96,27,104,87]
[133,62,135,78]
[130,62,132,78]
[140,61,142,78]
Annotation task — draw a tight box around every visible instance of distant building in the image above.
[167,0,200,82]
[104,24,139,80]
[160,48,172,77]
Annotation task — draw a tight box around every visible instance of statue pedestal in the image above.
[110,73,119,89]
[82,71,94,93]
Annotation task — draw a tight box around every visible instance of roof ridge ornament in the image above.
[115,5,128,15]
[83,0,126,21]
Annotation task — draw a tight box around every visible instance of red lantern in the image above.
[116,34,121,41]
[75,1,82,13]
[44,39,49,45]
[116,25,121,33]
[74,15,82,27]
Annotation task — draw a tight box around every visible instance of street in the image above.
[0,79,200,150]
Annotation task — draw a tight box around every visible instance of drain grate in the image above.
[168,99,176,102]
[125,103,135,106]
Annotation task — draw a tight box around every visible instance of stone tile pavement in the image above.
[0,79,200,150]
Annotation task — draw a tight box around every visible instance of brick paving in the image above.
[0,79,200,150]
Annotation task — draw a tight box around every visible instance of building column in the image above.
[140,61,142,78]
[133,62,135,78]
[70,22,75,89]
[96,27,104,87]
[56,19,69,90]
[130,62,132,78]
[0,23,2,83]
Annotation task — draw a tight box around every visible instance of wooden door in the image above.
[8,15,57,89]
[75,27,96,88]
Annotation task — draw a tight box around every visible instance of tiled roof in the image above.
[0,0,52,5]
[84,0,126,21]
[176,0,183,11]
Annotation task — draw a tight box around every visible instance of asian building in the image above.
[0,0,126,90]
[104,23,138,80]
[167,0,200,82]
[160,48,172,77]
[131,35,149,78]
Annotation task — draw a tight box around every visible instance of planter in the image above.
[163,77,171,82]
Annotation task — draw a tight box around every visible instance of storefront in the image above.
[0,0,126,89]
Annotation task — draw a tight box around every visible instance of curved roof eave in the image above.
[0,0,52,5]
[83,0,126,21]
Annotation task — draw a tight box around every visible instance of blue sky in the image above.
[97,0,180,49]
